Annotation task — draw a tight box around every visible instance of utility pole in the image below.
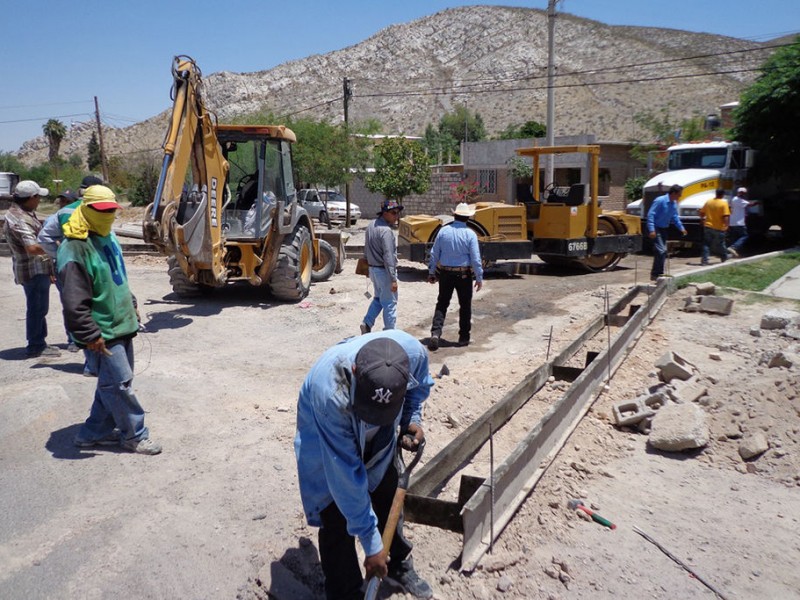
[545,0,558,187]
[342,77,352,225]
[94,96,109,183]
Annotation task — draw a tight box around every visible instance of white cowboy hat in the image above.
[453,203,476,217]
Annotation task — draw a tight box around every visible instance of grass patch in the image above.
[677,252,800,291]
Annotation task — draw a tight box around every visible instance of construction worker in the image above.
[727,187,753,257]
[295,331,434,599]
[426,202,483,350]
[646,184,687,280]
[3,180,59,357]
[360,199,402,334]
[57,185,161,455]
[700,188,731,265]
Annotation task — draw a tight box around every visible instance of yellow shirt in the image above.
[700,198,730,231]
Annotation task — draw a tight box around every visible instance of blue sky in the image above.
[1,0,797,153]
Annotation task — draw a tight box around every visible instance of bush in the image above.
[624,176,647,201]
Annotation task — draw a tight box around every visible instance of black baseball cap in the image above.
[353,338,410,426]
[80,175,104,190]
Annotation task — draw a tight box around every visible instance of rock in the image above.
[576,509,591,521]
[693,282,716,295]
[709,352,722,361]
[769,351,800,369]
[497,575,513,592]
[544,566,560,579]
[648,403,710,451]
[750,326,762,337]
[739,434,769,460]
[761,309,800,330]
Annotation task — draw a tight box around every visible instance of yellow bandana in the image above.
[63,186,118,239]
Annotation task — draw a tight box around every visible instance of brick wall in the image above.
[350,172,463,217]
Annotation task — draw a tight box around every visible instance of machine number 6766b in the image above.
[568,240,588,252]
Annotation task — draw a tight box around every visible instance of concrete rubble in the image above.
[648,403,710,451]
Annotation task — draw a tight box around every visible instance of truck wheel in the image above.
[167,255,203,297]
[311,239,337,282]
[270,225,313,301]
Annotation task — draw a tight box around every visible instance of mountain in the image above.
[16,5,772,166]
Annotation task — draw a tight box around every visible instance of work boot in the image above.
[122,437,162,455]
[360,322,371,335]
[457,335,470,347]
[427,335,439,351]
[386,557,433,599]
[727,246,739,258]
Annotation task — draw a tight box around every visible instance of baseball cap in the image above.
[57,189,80,203]
[80,175,104,190]
[14,180,49,199]
[737,187,748,194]
[378,199,404,215]
[83,185,121,211]
[353,338,410,426]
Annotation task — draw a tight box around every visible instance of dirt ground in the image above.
[1,226,799,600]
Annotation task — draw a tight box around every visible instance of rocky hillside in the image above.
[17,5,772,166]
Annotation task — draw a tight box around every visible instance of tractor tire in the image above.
[269,224,313,301]
[167,255,203,297]
[311,239,337,283]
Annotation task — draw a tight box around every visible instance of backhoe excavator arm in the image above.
[143,55,229,285]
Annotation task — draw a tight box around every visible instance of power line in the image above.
[353,40,795,91]
[0,113,92,125]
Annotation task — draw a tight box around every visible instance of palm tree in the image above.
[42,119,67,163]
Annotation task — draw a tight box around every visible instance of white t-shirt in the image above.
[729,195,748,227]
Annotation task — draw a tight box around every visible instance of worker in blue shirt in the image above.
[646,185,687,280]
[295,331,434,600]
[427,202,483,350]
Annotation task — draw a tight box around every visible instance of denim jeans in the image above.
[363,266,397,330]
[650,228,669,279]
[727,225,748,252]
[702,228,728,264]
[22,273,51,355]
[77,338,149,443]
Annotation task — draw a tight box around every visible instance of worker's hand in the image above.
[401,423,425,451]
[681,229,688,236]
[648,231,656,239]
[364,551,388,580]
[391,281,398,293]
[86,337,108,355]
[427,274,437,284]
[474,281,483,292]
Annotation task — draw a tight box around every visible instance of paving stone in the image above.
[699,295,734,315]
[649,403,710,451]
[760,309,800,330]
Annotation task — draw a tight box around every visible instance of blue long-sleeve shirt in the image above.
[294,330,433,557]
[646,194,684,233]
[428,221,484,282]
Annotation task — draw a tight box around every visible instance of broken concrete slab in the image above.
[699,295,734,315]
[668,378,708,404]
[760,309,800,330]
[768,351,800,369]
[693,282,716,295]
[648,403,710,451]
[655,351,695,383]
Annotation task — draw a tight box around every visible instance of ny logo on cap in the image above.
[371,387,393,404]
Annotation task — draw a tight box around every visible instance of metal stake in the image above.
[605,285,612,385]
[546,325,554,361]
[489,422,495,555]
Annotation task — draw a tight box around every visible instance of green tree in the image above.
[496,119,546,140]
[624,176,647,201]
[0,152,25,174]
[87,132,102,171]
[425,104,486,161]
[734,36,800,178]
[42,119,67,163]
[128,158,161,206]
[366,137,431,201]
[630,108,708,170]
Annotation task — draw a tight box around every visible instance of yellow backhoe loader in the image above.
[143,56,341,299]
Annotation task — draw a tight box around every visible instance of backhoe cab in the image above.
[143,56,339,300]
